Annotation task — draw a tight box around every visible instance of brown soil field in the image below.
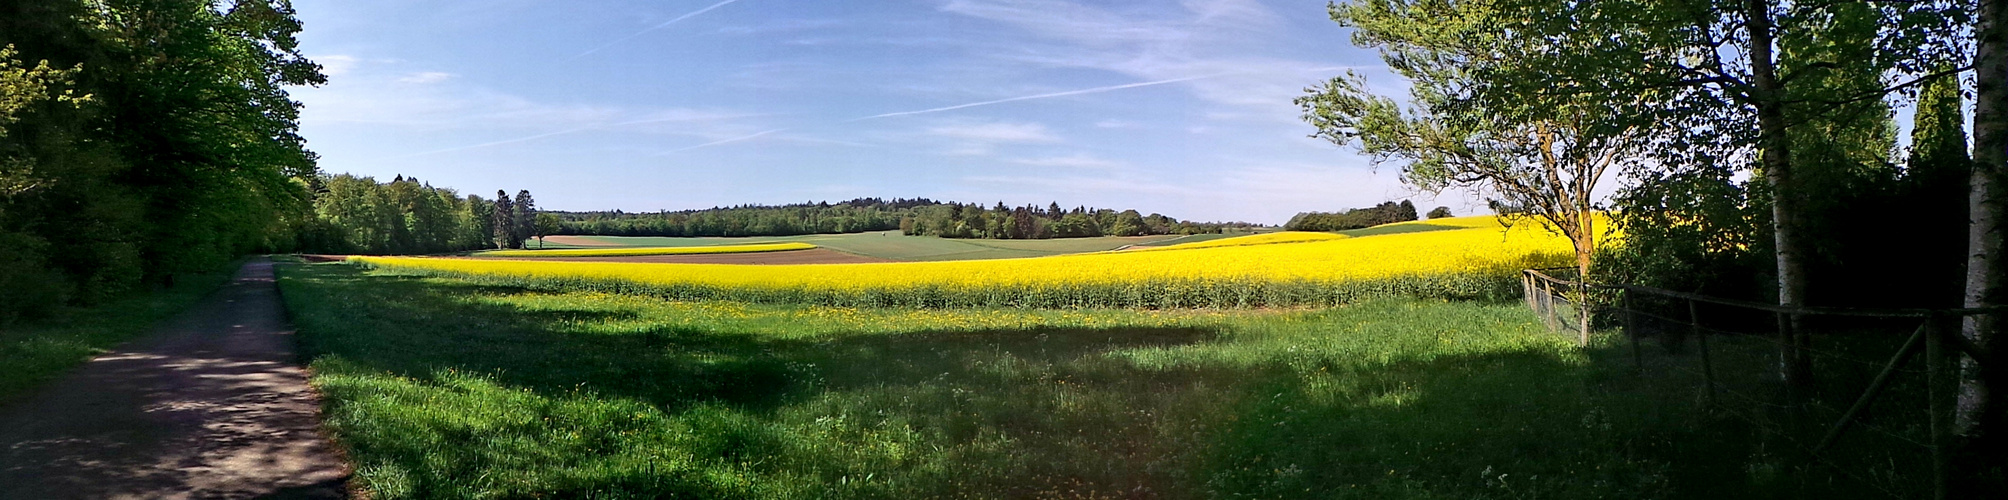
[463,248,889,265]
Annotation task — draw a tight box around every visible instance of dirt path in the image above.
[0,257,349,499]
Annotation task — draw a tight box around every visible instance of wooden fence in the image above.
[1521,268,2003,499]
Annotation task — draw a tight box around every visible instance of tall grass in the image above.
[275,262,1821,499]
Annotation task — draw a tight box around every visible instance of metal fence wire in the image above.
[1520,268,2003,499]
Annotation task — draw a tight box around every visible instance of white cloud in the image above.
[937,0,1359,121]
[1012,154,1126,170]
[317,55,360,77]
[926,121,1060,143]
[396,71,455,84]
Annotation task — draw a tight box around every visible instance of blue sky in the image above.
[291,0,1482,224]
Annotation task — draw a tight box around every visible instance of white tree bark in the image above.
[1958,0,2007,437]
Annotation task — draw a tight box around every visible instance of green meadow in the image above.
[272,261,1858,499]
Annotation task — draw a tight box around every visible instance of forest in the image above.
[554,198,926,237]
[0,1,323,321]
[900,201,1257,239]
[555,198,1257,239]
[1283,200,1438,231]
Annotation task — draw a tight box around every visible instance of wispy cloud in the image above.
[1012,154,1126,169]
[571,0,749,60]
[926,122,1059,143]
[665,128,787,153]
[854,74,1223,121]
[937,0,1363,117]
[396,71,455,84]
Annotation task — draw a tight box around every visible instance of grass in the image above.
[0,264,237,404]
[476,242,816,258]
[276,261,1849,499]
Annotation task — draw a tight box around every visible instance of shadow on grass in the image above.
[279,262,1927,499]
[284,263,1223,412]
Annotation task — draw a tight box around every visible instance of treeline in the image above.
[0,1,323,321]
[300,174,553,255]
[555,198,931,237]
[1283,201,1424,231]
[556,198,1252,239]
[903,202,1253,239]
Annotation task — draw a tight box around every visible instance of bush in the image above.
[0,230,69,323]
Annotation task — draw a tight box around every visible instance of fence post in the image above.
[1691,299,1716,408]
[1577,280,1591,347]
[1542,278,1559,332]
[1925,313,1950,500]
[1814,322,1928,455]
[1625,289,1641,369]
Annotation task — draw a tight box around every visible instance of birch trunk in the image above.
[1958,0,2006,439]
[1748,0,1812,388]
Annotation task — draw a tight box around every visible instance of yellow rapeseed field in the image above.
[354,217,1573,308]
[1151,231,1349,250]
[477,242,815,258]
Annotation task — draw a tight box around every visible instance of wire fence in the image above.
[1521,268,2001,499]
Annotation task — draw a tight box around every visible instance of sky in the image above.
[290,0,1486,224]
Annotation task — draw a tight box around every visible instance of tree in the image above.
[533,212,561,249]
[1961,0,2007,449]
[1,0,325,308]
[1109,210,1147,237]
[1427,206,1452,219]
[1908,73,1973,308]
[1299,0,1633,285]
[493,189,515,249]
[1457,0,1972,388]
[513,189,536,248]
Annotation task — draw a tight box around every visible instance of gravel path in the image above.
[0,257,349,499]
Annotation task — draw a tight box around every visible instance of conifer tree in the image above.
[493,189,515,249]
[513,190,536,247]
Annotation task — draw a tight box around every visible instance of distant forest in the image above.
[1284,201,1429,231]
[902,202,1257,239]
[555,199,1259,239]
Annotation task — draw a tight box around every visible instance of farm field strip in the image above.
[351,220,1574,309]
[476,242,815,258]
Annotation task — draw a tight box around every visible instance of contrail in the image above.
[851,74,1222,121]
[571,0,746,60]
[666,128,787,153]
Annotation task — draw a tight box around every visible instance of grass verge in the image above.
[0,263,237,404]
[275,261,1840,499]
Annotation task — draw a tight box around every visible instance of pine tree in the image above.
[1907,74,1972,305]
[493,189,515,249]
[513,190,536,248]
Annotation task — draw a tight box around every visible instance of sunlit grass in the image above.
[277,261,1726,499]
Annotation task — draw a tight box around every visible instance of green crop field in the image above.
[274,261,1809,499]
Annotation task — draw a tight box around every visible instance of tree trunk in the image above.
[1958,0,2006,443]
[1748,0,1813,389]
